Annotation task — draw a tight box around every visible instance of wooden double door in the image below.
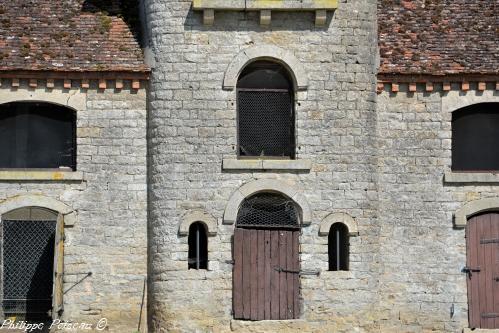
[233,228,300,320]
[467,212,499,329]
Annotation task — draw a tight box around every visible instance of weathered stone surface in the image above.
[0,81,147,332]
[146,0,379,331]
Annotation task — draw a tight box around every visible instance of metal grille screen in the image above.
[2,220,56,315]
[236,193,299,228]
[238,90,294,158]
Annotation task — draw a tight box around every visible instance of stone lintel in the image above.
[193,0,337,25]
[193,0,338,10]
[222,159,312,171]
[0,170,84,182]
[444,170,499,184]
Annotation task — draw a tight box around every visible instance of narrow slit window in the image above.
[328,223,349,271]
[188,222,208,270]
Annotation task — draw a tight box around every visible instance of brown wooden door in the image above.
[233,228,299,320]
[467,212,499,328]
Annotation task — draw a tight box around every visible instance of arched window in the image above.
[452,103,499,171]
[237,61,295,159]
[328,223,349,271]
[188,222,208,270]
[0,102,76,170]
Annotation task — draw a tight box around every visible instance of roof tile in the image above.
[0,0,148,73]
[378,0,499,75]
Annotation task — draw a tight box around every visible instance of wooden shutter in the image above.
[52,213,64,319]
[233,228,299,320]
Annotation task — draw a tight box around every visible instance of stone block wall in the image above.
[145,0,379,331]
[0,79,148,332]
[377,84,499,332]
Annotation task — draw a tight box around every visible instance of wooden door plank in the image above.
[286,230,294,319]
[233,228,244,319]
[466,218,479,327]
[491,213,499,328]
[279,230,288,319]
[470,216,480,328]
[484,214,494,328]
[270,229,280,319]
[264,230,271,320]
[242,228,251,319]
[293,230,300,319]
[250,229,258,320]
[257,230,265,320]
[477,215,488,328]
[479,214,490,328]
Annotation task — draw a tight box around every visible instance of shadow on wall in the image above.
[81,0,143,45]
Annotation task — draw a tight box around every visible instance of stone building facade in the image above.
[144,0,499,332]
[0,1,149,331]
[0,0,498,332]
[145,0,380,332]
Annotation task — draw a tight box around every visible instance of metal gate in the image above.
[2,219,56,318]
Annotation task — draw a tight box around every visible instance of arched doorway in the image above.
[233,193,300,320]
[1,207,63,322]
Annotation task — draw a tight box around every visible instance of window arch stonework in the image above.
[223,45,308,91]
[223,179,311,226]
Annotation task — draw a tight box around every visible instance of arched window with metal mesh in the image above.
[188,222,208,270]
[328,223,349,271]
[237,61,295,159]
[236,193,300,229]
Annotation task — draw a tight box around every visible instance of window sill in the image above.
[193,0,338,10]
[0,170,84,181]
[444,170,499,184]
[222,159,312,172]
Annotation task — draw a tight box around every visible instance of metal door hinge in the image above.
[274,266,320,276]
[462,266,480,278]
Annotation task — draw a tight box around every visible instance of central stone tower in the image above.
[144,0,379,331]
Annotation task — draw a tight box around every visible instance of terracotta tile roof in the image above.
[0,0,148,73]
[378,0,499,76]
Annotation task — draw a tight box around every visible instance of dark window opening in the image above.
[452,103,499,171]
[0,102,76,170]
[236,193,300,229]
[237,61,295,159]
[188,222,208,270]
[2,208,57,321]
[328,223,349,271]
